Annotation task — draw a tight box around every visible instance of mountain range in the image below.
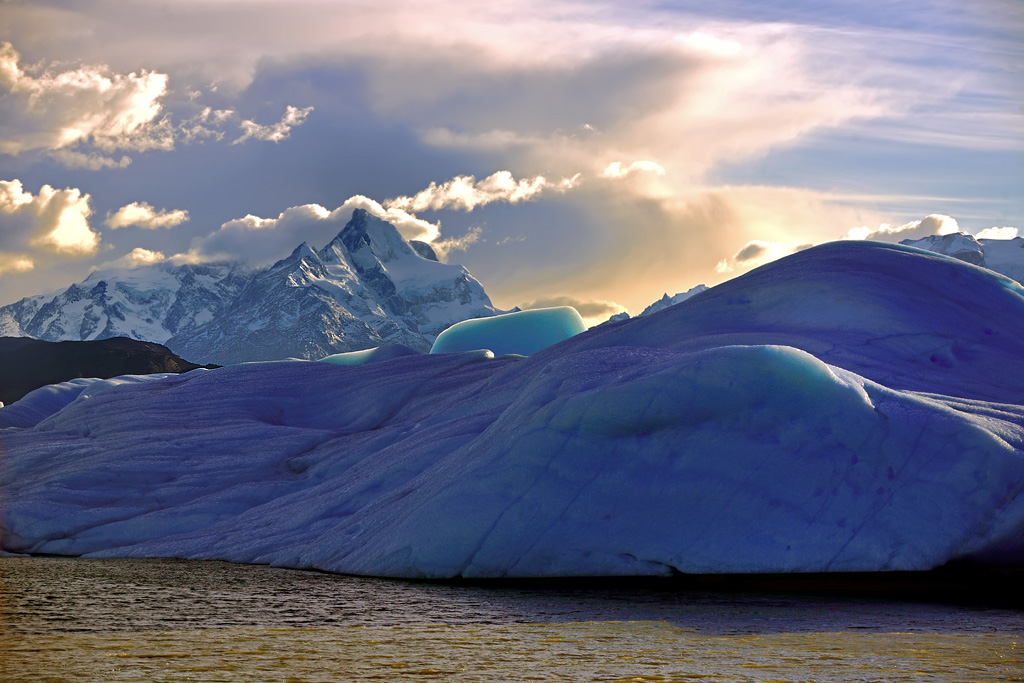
[4,223,1021,365]
[0,210,499,365]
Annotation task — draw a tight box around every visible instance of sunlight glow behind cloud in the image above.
[0,0,1019,312]
[0,179,99,256]
[0,41,168,157]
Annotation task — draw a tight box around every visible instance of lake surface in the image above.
[1,557,1021,682]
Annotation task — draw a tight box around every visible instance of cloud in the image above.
[97,247,168,270]
[123,247,166,266]
[98,247,167,270]
[385,171,579,213]
[0,179,99,255]
[233,105,314,145]
[1,3,1015,314]
[48,150,133,170]
[600,160,666,179]
[844,214,960,242]
[0,253,34,275]
[709,211,975,280]
[0,41,168,156]
[106,202,190,229]
[420,127,545,151]
[976,226,1018,240]
[179,167,583,266]
[476,183,880,314]
[431,226,483,261]
[181,195,441,264]
[365,16,889,186]
[179,107,234,143]
[0,41,310,166]
[715,239,812,274]
[520,294,628,327]
[734,241,768,262]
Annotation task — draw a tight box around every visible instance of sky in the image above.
[1,0,1021,323]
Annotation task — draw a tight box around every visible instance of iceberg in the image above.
[2,241,1023,578]
[430,306,587,356]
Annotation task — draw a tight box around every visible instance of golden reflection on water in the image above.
[2,621,1021,683]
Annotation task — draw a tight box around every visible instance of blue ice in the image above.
[430,306,587,356]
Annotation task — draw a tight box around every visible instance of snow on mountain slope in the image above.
[2,240,1023,577]
[638,285,710,317]
[604,285,709,323]
[0,210,498,365]
[0,262,252,344]
[902,232,1024,284]
[167,210,498,364]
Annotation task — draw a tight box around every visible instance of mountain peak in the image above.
[1,212,499,364]
[334,209,417,267]
[294,241,317,259]
[337,207,375,242]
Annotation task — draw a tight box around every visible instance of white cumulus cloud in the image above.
[844,214,960,242]
[0,41,169,157]
[124,247,166,266]
[180,195,441,265]
[521,294,628,327]
[233,105,314,145]
[98,247,167,270]
[976,226,1018,240]
[106,202,190,230]
[386,170,579,213]
[0,178,99,256]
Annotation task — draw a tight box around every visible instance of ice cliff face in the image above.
[0,210,498,364]
[2,241,1023,578]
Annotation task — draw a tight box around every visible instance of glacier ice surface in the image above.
[430,306,587,356]
[2,241,1023,578]
[319,344,420,366]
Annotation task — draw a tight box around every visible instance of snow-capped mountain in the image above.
[0,209,499,364]
[901,232,1024,283]
[168,210,498,363]
[638,284,709,316]
[606,284,709,323]
[0,262,253,344]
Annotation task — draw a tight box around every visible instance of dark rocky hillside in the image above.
[0,336,214,406]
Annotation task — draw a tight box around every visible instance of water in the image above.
[1,557,1021,682]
